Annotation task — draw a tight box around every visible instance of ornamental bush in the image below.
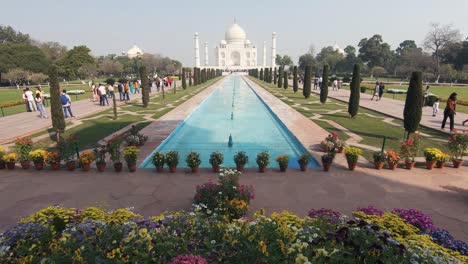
[303,65,311,98]
[293,66,298,93]
[48,64,65,135]
[283,70,288,89]
[348,64,361,117]
[403,71,423,135]
[182,68,187,89]
[320,65,329,103]
[139,65,150,107]
[277,66,283,88]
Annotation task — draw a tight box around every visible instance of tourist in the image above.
[318,76,322,89]
[332,79,338,91]
[129,82,134,94]
[313,77,318,90]
[98,83,109,106]
[441,92,457,132]
[378,82,385,101]
[61,90,74,118]
[22,89,32,112]
[424,85,430,106]
[35,93,48,119]
[117,82,124,101]
[168,76,173,88]
[337,79,342,90]
[133,81,140,94]
[35,87,44,100]
[371,82,379,101]
[156,78,161,92]
[25,87,37,111]
[123,82,130,102]
[433,98,440,117]
[108,83,114,99]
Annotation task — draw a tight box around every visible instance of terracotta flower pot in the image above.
[374,161,384,170]
[169,166,176,173]
[405,161,415,170]
[236,164,244,172]
[128,164,137,172]
[346,160,357,171]
[435,161,445,169]
[6,161,15,170]
[114,162,123,172]
[20,161,30,170]
[82,163,91,172]
[66,161,76,171]
[191,166,199,173]
[156,165,164,173]
[425,160,436,170]
[299,163,307,172]
[337,147,344,154]
[0,162,5,169]
[258,165,266,173]
[50,162,61,171]
[96,163,106,172]
[279,164,287,172]
[323,162,332,171]
[452,159,463,168]
[212,164,220,173]
[34,162,44,171]
[387,161,398,170]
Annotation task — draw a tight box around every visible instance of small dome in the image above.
[245,39,251,45]
[333,43,345,55]
[220,39,227,45]
[225,23,247,43]
[127,45,143,58]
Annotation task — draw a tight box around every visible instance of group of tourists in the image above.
[22,87,48,119]
[370,82,385,101]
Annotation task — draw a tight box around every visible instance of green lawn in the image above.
[251,77,451,161]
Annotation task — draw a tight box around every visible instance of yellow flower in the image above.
[295,253,311,264]
[96,228,103,236]
[106,251,115,259]
[258,240,268,256]
[138,228,148,238]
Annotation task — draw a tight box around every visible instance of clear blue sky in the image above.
[2,0,467,66]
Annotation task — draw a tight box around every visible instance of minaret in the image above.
[194,32,200,67]
[271,32,277,67]
[262,41,267,67]
[204,41,209,66]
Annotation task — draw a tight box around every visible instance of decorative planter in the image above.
[20,161,31,170]
[128,164,137,172]
[0,162,5,169]
[346,160,357,171]
[452,159,463,168]
[299,163,307,172]
[212,164,220,173]
[191,166,199,173]
[374,161,384,170]
[258,165,266,173]
[323,162,332,171]
[387,161,398,170]
[169,166,177,173]
[114,162,123,172]
[34,162,44,171]
[435,161,445,169]
[279,164,287,172]
[96,163,106,172]
[66,161,76,171]
[6,161,15,170]
[425,160,436,170]
[156,165,164,173]
[236,164,245,172]
[50,162,61,171]
[82,163,91,172]
[337,147,344,154]
[405,161,415,170]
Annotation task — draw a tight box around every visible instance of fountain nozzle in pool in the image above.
[228,134,233,147]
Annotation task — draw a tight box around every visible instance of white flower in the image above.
[211,240,216,244]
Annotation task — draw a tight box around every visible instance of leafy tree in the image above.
[0,25,31,43]
[303,65,311,98]
[358,34,394,69]
[320,65,329,103]
[140,65,149,107]
[36,41,67,61]
[283,70,288,89]
[403,71,423,136]
[396,40,418,57]
[57,45,95,80]
[276,54,293,67]
[30,73,48,84]
[293,66,298,93]
[48,64,65,137]
[99,58,123,76]
[348,64,361,118]
[371,66,387,78]
[4,68,30,85]
[278,66,283,88]
[0,43,49,81]
[182,68,187,89]
[423,23,461,75]
[316,46,344,73]
[298,53,318,75]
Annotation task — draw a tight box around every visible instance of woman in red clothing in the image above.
[441,92,457,132]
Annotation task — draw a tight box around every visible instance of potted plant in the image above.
[256,151,270,173]
[386,150,400,170]
[400,133,420,170]
[124,146,139,172]
[46,151,61,170]
[423,148,440,170]
[15,136,33,169]
[436,152,450,169]
[275,155,289,172]
[4,153,17,170]
[373,151,385,170]
[94,147,107,172]
[165,151,179,173]
[152,151,165,172]
[344,146,362,170]
[233,151,248,172]
[107,135,124,172]
[186,151,201,173]
[79,151,95,172]
[125,135,140,147]
[448,130,467,168]
[209,151,224,172]
[0,146,6,169]
[321,152,334,171]
[29,149,47,171]
[335,140,346,154]
[61,136,77,171]
[297,153,310,171]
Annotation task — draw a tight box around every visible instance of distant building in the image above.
[333,43,346,55]
[123,45,143,58]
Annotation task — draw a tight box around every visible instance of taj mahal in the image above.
[194,22,277,70]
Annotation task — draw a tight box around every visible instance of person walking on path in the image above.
[98,83,109,106]
[332,79,338,91]
[129,82,134,94]
[378,82,385,101]
[123,82,130,103]
[424,85,430,107]
[61,90,74,118]
[133,81,140,94]
[35,93,48,119]
[108,83,114,99]
[117,82,124,101]
[22,89,32,112]
[441,92,457,132]
[25,87,37,111]
[371,82,379,101]
[337,79,342,90]
[433,98,440,117]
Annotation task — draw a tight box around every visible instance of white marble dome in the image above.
[225,23,246,43]
[245,39,251,45]
[127,45,143,58]
[220,39,227,45]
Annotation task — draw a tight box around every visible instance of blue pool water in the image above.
[140,75,319,169]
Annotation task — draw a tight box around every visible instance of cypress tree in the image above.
[193,68,198,85]
[49,64,65,138]
[403,71,423,137]
[182,68,187,89]
[189,70,193,86]
[293,66,298,93]
[303,65,311,98]
[106,78,117,119]
[260,69,264,80]
[201,69,206,83]
[283,70,288,89]
[320,65,329,104]
[264,68,268,82]
[140,65,149,107]
[173,75,177,94]
[269,67,273,83]
[348,64,361,118]
[278,67,283,88]
[274,68,277,85]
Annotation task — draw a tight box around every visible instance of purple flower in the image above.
[428,228,468,256]
[308,208,341,223]
[356,205,384,216]
[392,208,435,231]
[169,254,207,264]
